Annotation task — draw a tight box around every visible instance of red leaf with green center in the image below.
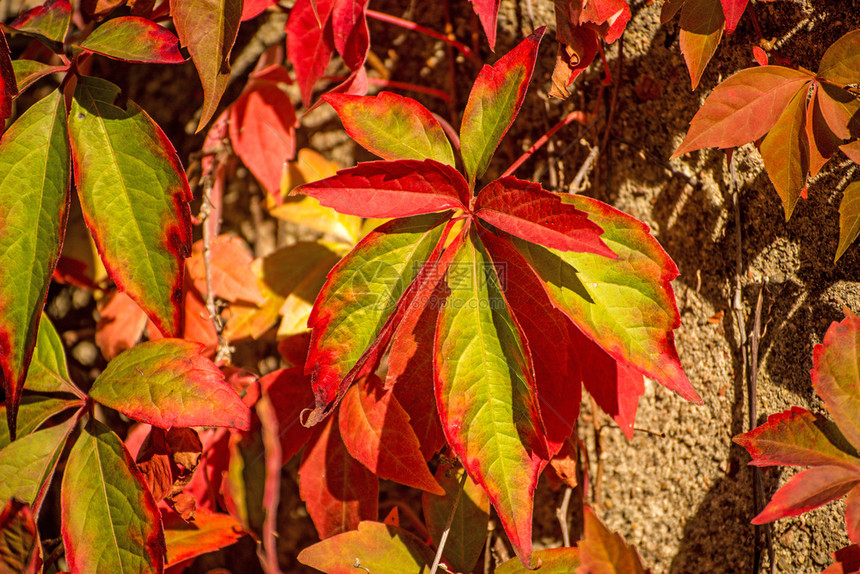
[88,339,250,430]
[0,31,15,121]
[469,0,500,50]
[733,407,860,468]
[817,82,860,141]
[460,28,544,186]
[77,16,184,63]
[260,367,316,462]
[578,506,647,573]
[812,310,860,451]
[720,0,747,34]
[496,547,582,573]
[434,230,548,566]
[323,92,456,166]
[229,69,296,201]
[672,66,812,157]
[303,213,450,424]
[297,521,435,572]
[9,0,70,44]
[512,195,700,404]
[479,230,580,454]
[12,60,66,97]
[752,465,860,524]
[287,0,335,107]
[294,160,468,218]
[422,463,490,574]
[0,89,70,437]
[475,176,612,257]
[679,0,724,90]
[806,84,841,178]
[61,420,165,573]
[759,87,809,221]
[187,235,263,304]
[69,76,191,337]
[0,415,77,515]
[163,510,245,567]
[299,417,378,538]
[170,0,241,132]
[0,500,40,574]
[837,182,860,262]
[338,378,443,494]
[818,29,860,86]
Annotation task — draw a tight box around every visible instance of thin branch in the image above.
[502,110,588,178]
[366,9,480,65]
[430,469,469,574]
[556,486,573,547]
[323,75,452,102]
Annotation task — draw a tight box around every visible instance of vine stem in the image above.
[501,110,588,178]
[430,469,469,574]
[323,75,452,102]
[366,9,481,66]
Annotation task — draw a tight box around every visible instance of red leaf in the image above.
[183,428,230,512]
[752,465,860,524]
[673,66,812,156]
[580,0,631,43]
[259,367,316,462]
[475,176,613,257]
[286,0,335,107]
[806,84,841,177]
[469,0,500,50]
[77,16,185,64]
[679,0,724,90]
[577,506,647,573]
[241,0,277,21]
[847,485,860,544]
[817,82,860,141]
[753,46,768,66]
[9,0,71,43]
[331,0,369,71]
[293,159,469,218]
[338,378,444,494]
[0,31,16,122]
[187,235,263,305]
[228,70,297,201]
[299,416,379,538]
[146,277,218,354]
[0,500,41,574]
[825,544,860,574]
[95,290,149,360]
[720,0,748,34]
[162,510,245,566]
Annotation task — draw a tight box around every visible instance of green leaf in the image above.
[0,89,70,437]
[434,230,547,565]
[812,310,860,450]
[170,0,242,132]
[837,181,860,262]
[0,415,76,516]
[6,0,70,44]
[23,315,80,396]
[760,88,809,221]
[61,420,165,574]
[495,547,581,573]
[0,395,82,450]
[89,339,251,431]
[12,60,67,93]
[460,28,544,186]
[297,521,435,573]
[512,195,700,403]
[678,0,724,90]
[818,29,860,86]
[69,76,191,337]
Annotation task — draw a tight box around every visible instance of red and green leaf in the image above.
[69,76,192,337]
[460,28,544,186]
[298,417,378,539]
[578,506,648,573]
[7,0,71,44]
[679,0,724,90]
[759,88,809,220]
[77,16,185,64]
[469,0,500,50]
[162,510,245,567]
[0,89,70,437]
[752,466,860,525]
[170,0,241,131]
[496,547,581,573]
[0,500,41,574]
[817,29,860,86]
[673,66,812,156]
[297,521,435,573]
[434,230,547,566]
[836,181,860,262]
[294,160,468,218]
[61,420,165,573]
[12,60,66,97]
[88,339,251,430]
[324,92,456,166]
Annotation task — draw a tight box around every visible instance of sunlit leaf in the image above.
[836,181,860,262]
[721,0,748,34]
[95,290,148,360]
[8,0,70,44]
[286,0,334,107]
[23,314,80,396]
[578,506,647,573]
[469,0,500,50]
[818,29,860,86]
[759,88,809,220]
[187,235,263,304]
[752,465,860,526]
[0,395,81,451]
[817,82,860,141]
[11,60,65,96]
[679,0,724,90]
[495,547,581,573]
[77,16,184,63]
[163,510,245,566]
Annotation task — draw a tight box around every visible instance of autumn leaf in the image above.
[0,500,40,574]
[76,16,185,64]
[577,506,647,573]
[162,510,245,566]
[679,0,724,89]
[469,0,500,50]
[837,181,860,262]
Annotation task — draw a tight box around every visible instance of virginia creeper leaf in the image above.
[811,310,860,450]
[435,230,547,566]
[0,89,70,437]
[338,379,443,494]
[95,290,148,360]
[187,235,263,304]
[0,395,81,451]
[0,415,76,516]
[577,506,647,573]
[817,82,860,141]
[286,0,335,107]
[11,60,66,95]
[297,521,434,573]
[512,195,700,403]
[170,0,241,131]
[163,510,245,566]
[241,0,277,20]
[660,0,686,25]
[89,339,251,430]
[752,465,860,524]
[469,0,500,50]
[848,485,860,543]
[422,463,489,574]
[721,0,748,34]
[293,159,468,218]
[733,407,860,469]
[0,499,40,574]
[806,84,842,178]
[460,28,544,186]
[77,16,184,64]
[818,29,860,86]
[21,310,80,398]
[260,367,316,462]
[496,547,581,573]
[475,176,612,256]
[837,181,860,262]
[331,0,369,71]
[679,0,724,90]
[843,140,860,165]
[61,420,165,574]
[759,88,809,220]
[303,213,449,424]
[69,76,192,337]
[673,66,812,156]
[298,417,378,538]
[9,0,70,44]
[0,31,15,121]
[323,92,456,166]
